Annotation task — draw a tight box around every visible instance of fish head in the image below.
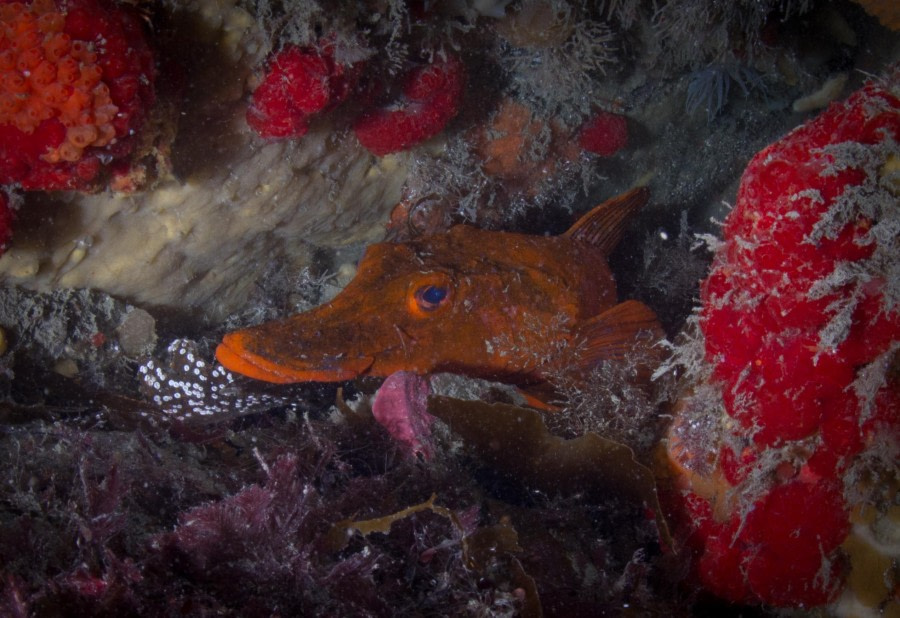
[216,227,587,383]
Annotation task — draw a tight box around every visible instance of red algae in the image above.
[371,371,435,460]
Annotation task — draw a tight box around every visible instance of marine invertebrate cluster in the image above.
[664,75,899,608]
[650,0,812,70]
[0,0,156,192]
[684,64,766,121]
[471,99,563,182]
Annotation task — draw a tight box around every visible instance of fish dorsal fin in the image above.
[573,300,664,373]
[564,187,650,254]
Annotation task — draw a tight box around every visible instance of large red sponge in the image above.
[664,75,899,608]
[701,78,899,450]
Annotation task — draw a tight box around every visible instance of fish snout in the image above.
[215,321,374,383]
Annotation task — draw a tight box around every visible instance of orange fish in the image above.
[216,187,663,389]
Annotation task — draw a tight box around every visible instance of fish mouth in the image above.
[215,330,374,384]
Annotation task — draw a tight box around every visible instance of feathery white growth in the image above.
[852,341,900,425]
[803,133,900,351]
[499,1,616,125]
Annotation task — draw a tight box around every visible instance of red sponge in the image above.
[665,76,899,608]
[246,44,360,139]
[577,111,628,156]
[701,79,899,449]
[353,55,465,156]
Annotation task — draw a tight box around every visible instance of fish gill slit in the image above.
[394,323,416,358]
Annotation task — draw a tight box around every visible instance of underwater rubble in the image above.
[1,0,899,616]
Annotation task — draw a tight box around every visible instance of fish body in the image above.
[216,188,662,386]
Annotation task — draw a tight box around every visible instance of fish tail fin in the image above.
[573,300,665,377]
[563,186,650,254]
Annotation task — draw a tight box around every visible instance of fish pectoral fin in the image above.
[516,384,562,412]
[573,300,665,373]
[563,186,649,254]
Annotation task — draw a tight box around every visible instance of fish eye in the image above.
[416,285,448,311]
[407,273,454,318]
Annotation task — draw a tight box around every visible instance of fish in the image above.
[215,187,663,390]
